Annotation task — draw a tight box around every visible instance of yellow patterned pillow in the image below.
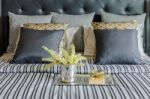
[92,20,138,30]
[23,23,68,30]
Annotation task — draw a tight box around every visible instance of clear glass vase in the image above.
[61,65,75,83]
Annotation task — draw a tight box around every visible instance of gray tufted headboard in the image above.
[0,0,150,55]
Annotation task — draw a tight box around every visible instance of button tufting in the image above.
[18,9,22,12]
[18,8,23,14]
[79,8,84,14]
[2,0,146,54]
[38,9,43,14]
[83,6,87,11]
[104,6,109,12]
[62,6,67,11]
[58,9,63,13]
[125,7,130,12]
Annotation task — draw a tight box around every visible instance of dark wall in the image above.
[0,0,1,15]
[0,0,2,55]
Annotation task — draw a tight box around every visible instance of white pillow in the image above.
[84,26,96,56]
[63,27,81,51]
[51,12,95,27]
[51,12,95,52]
[101,11,146,57]
[7,12,53,53]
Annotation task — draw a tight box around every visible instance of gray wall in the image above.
[0,0,1,16]
[0,0,1,54]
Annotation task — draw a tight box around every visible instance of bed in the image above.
[0,0,150,99]
[1,58,150,99]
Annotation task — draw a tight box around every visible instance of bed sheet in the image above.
[0,57,150,74]
[0,73,150,99]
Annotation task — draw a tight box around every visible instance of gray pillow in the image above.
[11,27,64,64]
[100,11,146,57]
[8,12,53,53]
[51,12,95,27]
[94,29,143,65]
[51,12,95,52]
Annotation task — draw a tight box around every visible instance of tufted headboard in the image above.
[0,0,150,55]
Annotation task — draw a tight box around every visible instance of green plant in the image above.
[42,45,86,69]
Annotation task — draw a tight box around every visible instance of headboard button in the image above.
[62,6,67,12]
[18,9,23,14]
[58,9,63,13]
[104,6,109,12]
[80,8,85,14]
[125,7,130,12]
[38,9,43,14]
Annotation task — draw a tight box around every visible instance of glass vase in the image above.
[61,65,75,83]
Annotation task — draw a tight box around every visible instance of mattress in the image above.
[0,56,150,99]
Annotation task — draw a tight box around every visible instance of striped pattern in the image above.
[0,73,150,99]
[1,58,150,74]
[1,57,150,99]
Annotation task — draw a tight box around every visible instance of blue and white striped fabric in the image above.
[0,57,150,74]
[0,57,150,99]
[0,73,150,99]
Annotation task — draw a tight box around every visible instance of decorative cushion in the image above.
[8,12,53,53]
[22,23,68,50]
[94,29,143,65]
[11,26,64,64]
[24,23,84,52]
[23,23,68,30]
[51,12,95,52]
[70,27,84,52]
[100,11,146,57]
[84,21,138,56]
[51,12,95,27]
[92,21,138,30]
[63,27,81,51]
[84,26,96,56]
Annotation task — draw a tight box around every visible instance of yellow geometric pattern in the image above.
[23,23,68,30]
[92,20,138,30]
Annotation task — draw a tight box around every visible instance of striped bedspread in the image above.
[0,57,150,99]
[1,57,150,74]
[1,73,150,99]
